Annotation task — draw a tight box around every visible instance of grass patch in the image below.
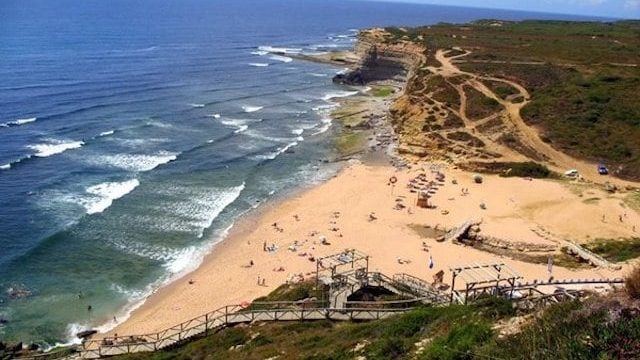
[500,161,552,178]
[252,280,325,303]
[459,161,555,179]
[584,237,640,262]
[464,85,502,120]
[370,85,394,97]
[335,130,368,157]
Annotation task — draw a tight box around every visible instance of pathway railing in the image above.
[18,274,623,359]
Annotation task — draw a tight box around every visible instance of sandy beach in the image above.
[105,153,639,336]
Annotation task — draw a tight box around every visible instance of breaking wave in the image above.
[242,105,263,113]
[80,179,140,215]
[91,151,179,172]
[27,139,85,158]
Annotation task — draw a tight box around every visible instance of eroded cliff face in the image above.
[333,28,425,85]
[334,29,507,162]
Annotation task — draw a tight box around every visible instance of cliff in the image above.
[333,28,425,85]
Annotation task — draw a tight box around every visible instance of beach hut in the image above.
[416,190,431,208]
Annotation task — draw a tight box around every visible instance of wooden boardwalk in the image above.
[43,305,409,359]
[19,273,622,360]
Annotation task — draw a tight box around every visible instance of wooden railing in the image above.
[17,275,623,359]
[72,303,411,359]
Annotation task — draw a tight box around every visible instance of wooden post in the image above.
[450,270,457,304]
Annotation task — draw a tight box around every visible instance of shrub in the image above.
[625,265,640,299]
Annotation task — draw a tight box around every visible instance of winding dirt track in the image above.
[430,49,639,187]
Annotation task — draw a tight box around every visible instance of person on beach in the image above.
[257,276,261,285]
[428,255,434,269]
[263,241,267,252]
[249,260,254,267]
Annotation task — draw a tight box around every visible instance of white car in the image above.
[564,169,579,178]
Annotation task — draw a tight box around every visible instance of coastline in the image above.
[97,51,406,337]
[95,38,640,340]
[104,154,638,337]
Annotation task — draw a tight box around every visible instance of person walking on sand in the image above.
[428,255,434,269]
[257,275,261,285]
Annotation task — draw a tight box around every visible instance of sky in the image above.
[370,0,640,19]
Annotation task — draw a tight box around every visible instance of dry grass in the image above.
[625,265,640,299]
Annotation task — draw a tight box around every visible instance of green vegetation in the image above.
[585,237,640,262]
[463,85,501,120]
[426,75,461,109]
[335,131,368,157]
[501,161,552,178]
[387,20,640,180]
[252,280,325,303]
[484,80,519,99]
[521,66,640,179]
[460,161,554,179]
[370,85,395,97]
[111,290,640,360]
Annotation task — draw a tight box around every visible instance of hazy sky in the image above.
[369,0,640,19]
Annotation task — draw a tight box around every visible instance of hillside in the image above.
[377,20,640,180]
[106,274,640,360]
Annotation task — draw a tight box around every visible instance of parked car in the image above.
[564,169,579,178]
[597,164,609,175]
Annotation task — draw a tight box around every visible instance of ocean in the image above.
[0,0,602,345]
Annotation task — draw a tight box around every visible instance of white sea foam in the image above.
[1,117,37,127]
[254,141,298,161]
[28,139,85,158]
[207,113,221,119]
[0,163,10,170]
[99,130,115,137]
[257,45,302,54]
[145,120,173,129]
[14,117,37,125]
[249,62,269,67]
[189,103,205,108]
[269,54,293,63]
[234,125,248,134]
[148,182,246,238]
[322,90,358,101]
[251,50,269,56]
[93,151,178,172]
[311,123,331,136]
[309,73,328,77]
[244,129,298,143]
[242,105,263,113]
[312,103,339,112]
[291,128,304,135]
[114,138,168,147]
[80,179,140,215]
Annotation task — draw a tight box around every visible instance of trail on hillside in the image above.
[428,49,638,187]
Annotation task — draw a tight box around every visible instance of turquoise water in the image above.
[0,0,601,345]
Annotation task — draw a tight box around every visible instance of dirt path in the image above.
[431,49,639,187]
